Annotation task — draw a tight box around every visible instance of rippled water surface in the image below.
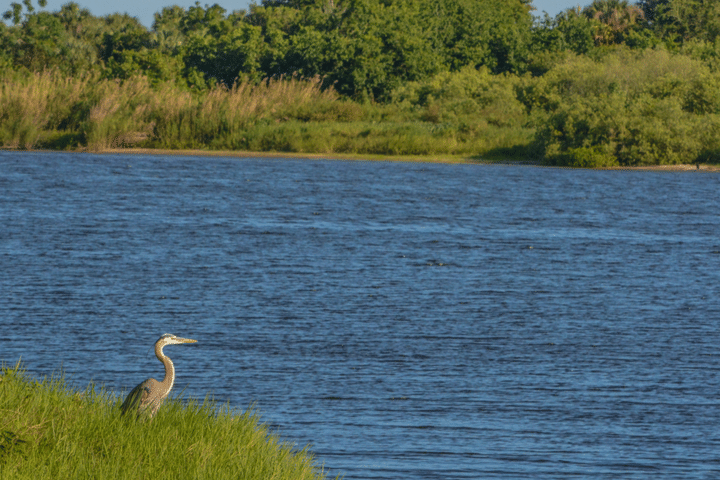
[2,151,720,478]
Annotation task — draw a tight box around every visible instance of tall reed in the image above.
[0,69,532,159]
[0,71,89,149]
[153,75,342,149]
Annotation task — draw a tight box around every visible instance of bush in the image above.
[391,66,527,128]
[551,146,619,168]
[527,48,720,165]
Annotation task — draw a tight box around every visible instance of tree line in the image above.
[2,0,720,166]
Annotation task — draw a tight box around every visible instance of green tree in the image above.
[2,0,47,25]
[250,0,446,99]
[54,3,112,73]
[1,9,70,71]
[527,8,596,76]
[421,0,532,73]
[323,0,447,99]
[533,8,596,54]
[180,3,264,86]
[641,0,720,43]
[99,13,150,62]
[151,6,188,53]
[247,3,304,76]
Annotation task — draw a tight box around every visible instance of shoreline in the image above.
[4,147,720,170]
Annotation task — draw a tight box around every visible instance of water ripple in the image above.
[1,152,720,478]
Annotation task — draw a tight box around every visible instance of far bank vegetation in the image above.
[2,0,720,167]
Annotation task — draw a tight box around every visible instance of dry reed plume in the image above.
[0,71,89,148]
[198,76,337,131]
[0,71,339,151]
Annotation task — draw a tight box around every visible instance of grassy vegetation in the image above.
[2,47,720,166]
[0,68,534,160]
[0,362,332,480]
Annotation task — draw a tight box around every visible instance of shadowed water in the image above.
[2,151,720,478]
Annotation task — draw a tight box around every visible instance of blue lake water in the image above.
[1,151,720,478]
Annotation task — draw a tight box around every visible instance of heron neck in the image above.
[155,343,175,392]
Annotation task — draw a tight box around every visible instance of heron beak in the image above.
[177,337,197,344]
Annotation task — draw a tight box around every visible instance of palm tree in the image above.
[583,0,645,45]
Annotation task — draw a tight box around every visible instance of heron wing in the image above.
[120,379,154,415]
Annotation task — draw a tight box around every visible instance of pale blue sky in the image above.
[8,0,588,27]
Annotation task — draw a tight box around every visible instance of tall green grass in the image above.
[0,362,332,480]
[0,69,533,159]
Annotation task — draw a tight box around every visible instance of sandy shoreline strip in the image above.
[5,147,720,170]
[100,148,481,164]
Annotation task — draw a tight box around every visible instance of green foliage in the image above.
[106,49,185,85]
[2,0,47,25]
[0,363,330,480]
[0,0,536,100]
[183,19,264,86]
[54,3,107,73]
[537,9,596,55]
[3,0,720,166]
[2,11,69,71]
[100,13,150,61]
[391,66,527,128]
[245,0,533,100]
[642,0,720,44]
[527,48,720,165]
[680,38,720,72]
[551,146,620,168]
[319,0,426,100]
[0,68,534,160]
[528,10,596,75]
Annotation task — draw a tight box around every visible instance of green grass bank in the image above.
[0,362,332,480]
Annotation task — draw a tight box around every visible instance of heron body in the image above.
[121,333,197,417]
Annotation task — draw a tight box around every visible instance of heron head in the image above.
[156,333,198,346]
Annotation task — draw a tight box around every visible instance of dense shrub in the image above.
[391,66,527,128]
[527,48,720,165]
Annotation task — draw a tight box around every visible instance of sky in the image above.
[7,0,587,28]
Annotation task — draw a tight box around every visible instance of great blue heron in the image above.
[120,333,197,417]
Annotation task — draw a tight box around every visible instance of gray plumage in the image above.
[121,333,197,417]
